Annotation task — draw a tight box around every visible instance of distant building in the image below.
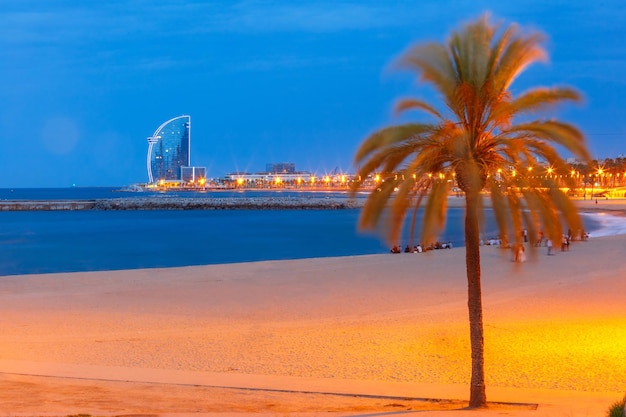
[147,115,191,183]
[224,163,320,187]
[181,166,206,183]
[224,172,315,188]
[266,162,296,174]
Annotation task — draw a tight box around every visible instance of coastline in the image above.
[1,233,625,415]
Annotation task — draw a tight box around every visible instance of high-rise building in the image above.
[147,115,191,183]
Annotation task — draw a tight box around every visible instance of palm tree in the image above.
[352,15,590,408]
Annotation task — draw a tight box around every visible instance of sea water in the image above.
[0,188,610,276]
[0,209,468,276]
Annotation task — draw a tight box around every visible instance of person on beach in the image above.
[513,243,526,262]
[547,239,553,255]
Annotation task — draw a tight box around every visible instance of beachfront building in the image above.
[223,163,357,189]
[224,171,314,188]
[147,115,191,184]
[181,166,207,186]
[225,163,315,188]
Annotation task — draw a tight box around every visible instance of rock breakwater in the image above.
[0,197,363,211]
[94,197,361,210]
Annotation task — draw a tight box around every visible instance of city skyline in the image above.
[2,1,626,187]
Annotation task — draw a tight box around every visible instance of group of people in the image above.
[390,241,453,254]
[391,226,590,259]
[536,228,588,248]
[478,227,591,261]
[481,237,503,246]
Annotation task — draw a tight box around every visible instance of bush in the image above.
[607,396,625,417]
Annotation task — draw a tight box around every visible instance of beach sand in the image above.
[1,199,625,416]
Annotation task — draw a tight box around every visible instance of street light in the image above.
[598,168,604,188]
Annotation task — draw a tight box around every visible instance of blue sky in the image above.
[2,0,625,187]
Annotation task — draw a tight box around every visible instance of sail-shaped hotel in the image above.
[146,115,205,185]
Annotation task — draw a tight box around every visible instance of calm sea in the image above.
[0,187,607,276]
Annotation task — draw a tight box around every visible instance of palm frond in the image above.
[359,178,398,233]
[487,178,511,243]
[394,98,442,118]
[354,124,433,164]
[492,87,581,122]
[421,180,448,245]
[504,121,590,161]
[396,43,458,108]
[494,32,547,90]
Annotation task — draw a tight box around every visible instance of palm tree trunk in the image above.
[465,190,487,407]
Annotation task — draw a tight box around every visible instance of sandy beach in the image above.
[1,199,625,416]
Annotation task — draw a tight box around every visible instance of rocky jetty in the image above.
[0,200,96,211]
[93,197,362,210]
[0,197,363,211]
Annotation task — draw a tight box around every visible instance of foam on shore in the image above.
[581,211,626,237]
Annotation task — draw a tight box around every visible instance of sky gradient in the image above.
[2,1,625,187]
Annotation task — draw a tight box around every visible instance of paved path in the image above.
[0,359,621,416]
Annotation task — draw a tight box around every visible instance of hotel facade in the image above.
[146,115,206,186]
